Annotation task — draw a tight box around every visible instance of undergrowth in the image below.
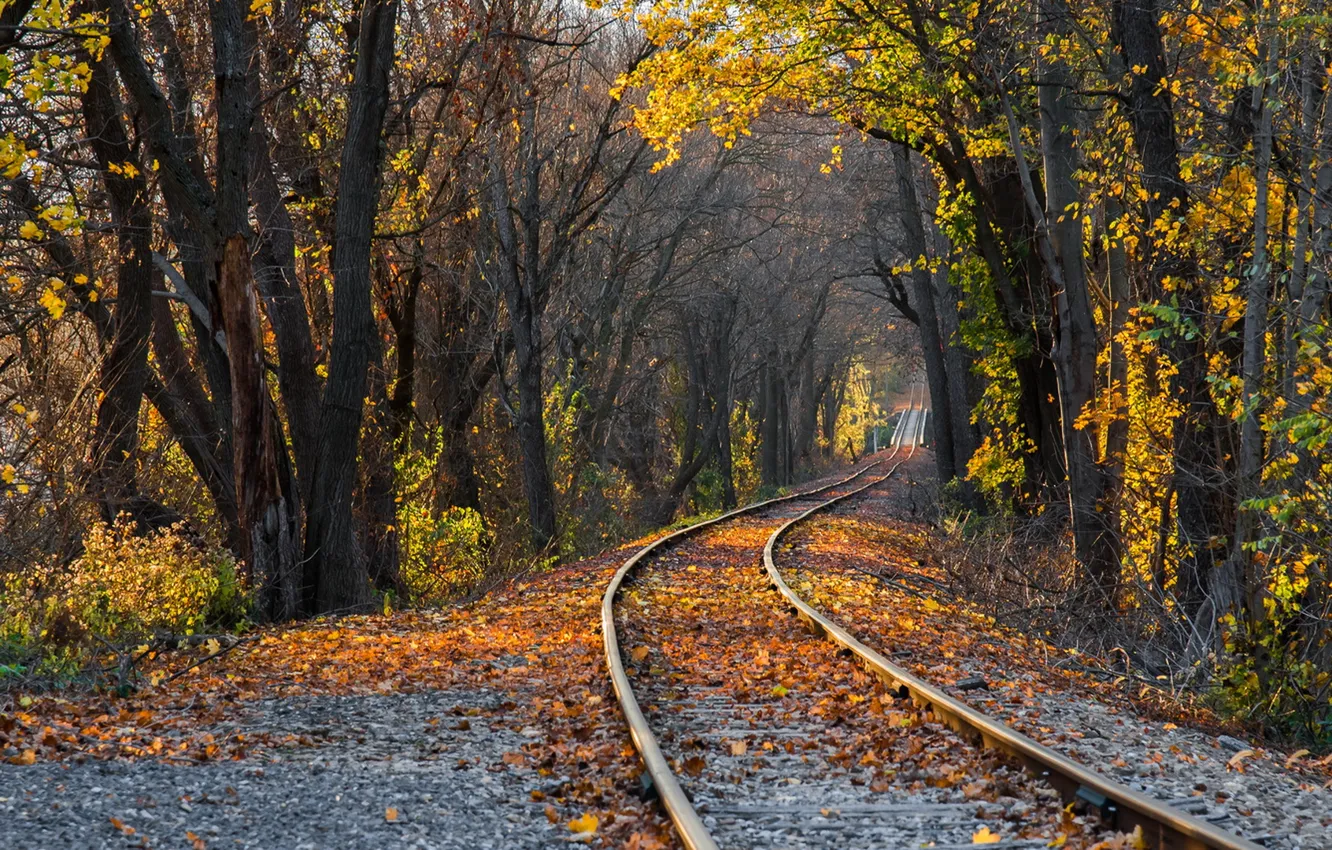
[934,497,1332,750]
[0,517,243,687]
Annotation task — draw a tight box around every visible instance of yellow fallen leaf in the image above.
[568,813,599,834]
[204,638,221,656]
[1130,825,1146,850]
[630,646,650,663]
[1227,749,1254,770]
[1048,833,1067,847]
[384,807,399,822]
[1285,748,1310,768]
[973,826,1002,844]
[923,598,941,611]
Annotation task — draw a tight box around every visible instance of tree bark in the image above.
[303,0,400,612]
[211,0,301,619]
[1034,0,1120,599]
[892,142,956,483]
[1230,7,1278,622]
[81,55,158,529]
[1113,0,1227,624]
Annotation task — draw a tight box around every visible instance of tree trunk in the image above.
[892,142,956,483]
[81,56,158,529]
[510,303,558,549]
[1230,10,1278,622]
[761,357,779,487]
[1113,0,1227,624]
[212,0,302,619]
[1034,0,1119,599]
[303,0,400,612]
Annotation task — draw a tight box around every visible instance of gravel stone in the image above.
[0,690,567,849]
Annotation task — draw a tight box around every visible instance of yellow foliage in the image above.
[1,518,242,647]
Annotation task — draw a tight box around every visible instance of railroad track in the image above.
[602,386,1262,850]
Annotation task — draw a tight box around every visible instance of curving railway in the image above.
[602,385,1266,850]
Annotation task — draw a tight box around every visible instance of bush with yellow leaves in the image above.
[1,517,245,666]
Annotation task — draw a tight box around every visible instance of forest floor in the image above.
[3,454,1331,850]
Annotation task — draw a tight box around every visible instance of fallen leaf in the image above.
[973,826,1002,844]
[771,684,789,697]
[1048,834,1067,847]
[186,830,207,850]
[1226,749,1254,770]
[630,646,650,663]
[384,807,399,822]
[568,813,599,834]
[1285,748,1310,768]
[544,804,559,824]
[682,755,706,776]
[729,740,747,756]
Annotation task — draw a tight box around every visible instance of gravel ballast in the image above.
[0,690,570,850]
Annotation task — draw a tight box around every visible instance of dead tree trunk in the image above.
[212,0,301,619]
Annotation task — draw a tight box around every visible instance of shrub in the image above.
[398,505,492,603]
[1,518,242,663]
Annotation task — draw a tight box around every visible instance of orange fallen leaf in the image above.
[186,830,207,850]
[385,807,399,822]
[630,646,650,663]
[568,813,599,834]
[544,804,558,823]
[729,740,747,756]
[1285,748,1310,768]
[973,826,1002,844]
[1226,749,1254,770]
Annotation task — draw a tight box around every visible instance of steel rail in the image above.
[761,442,1264,850]
[601,387,922,850]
